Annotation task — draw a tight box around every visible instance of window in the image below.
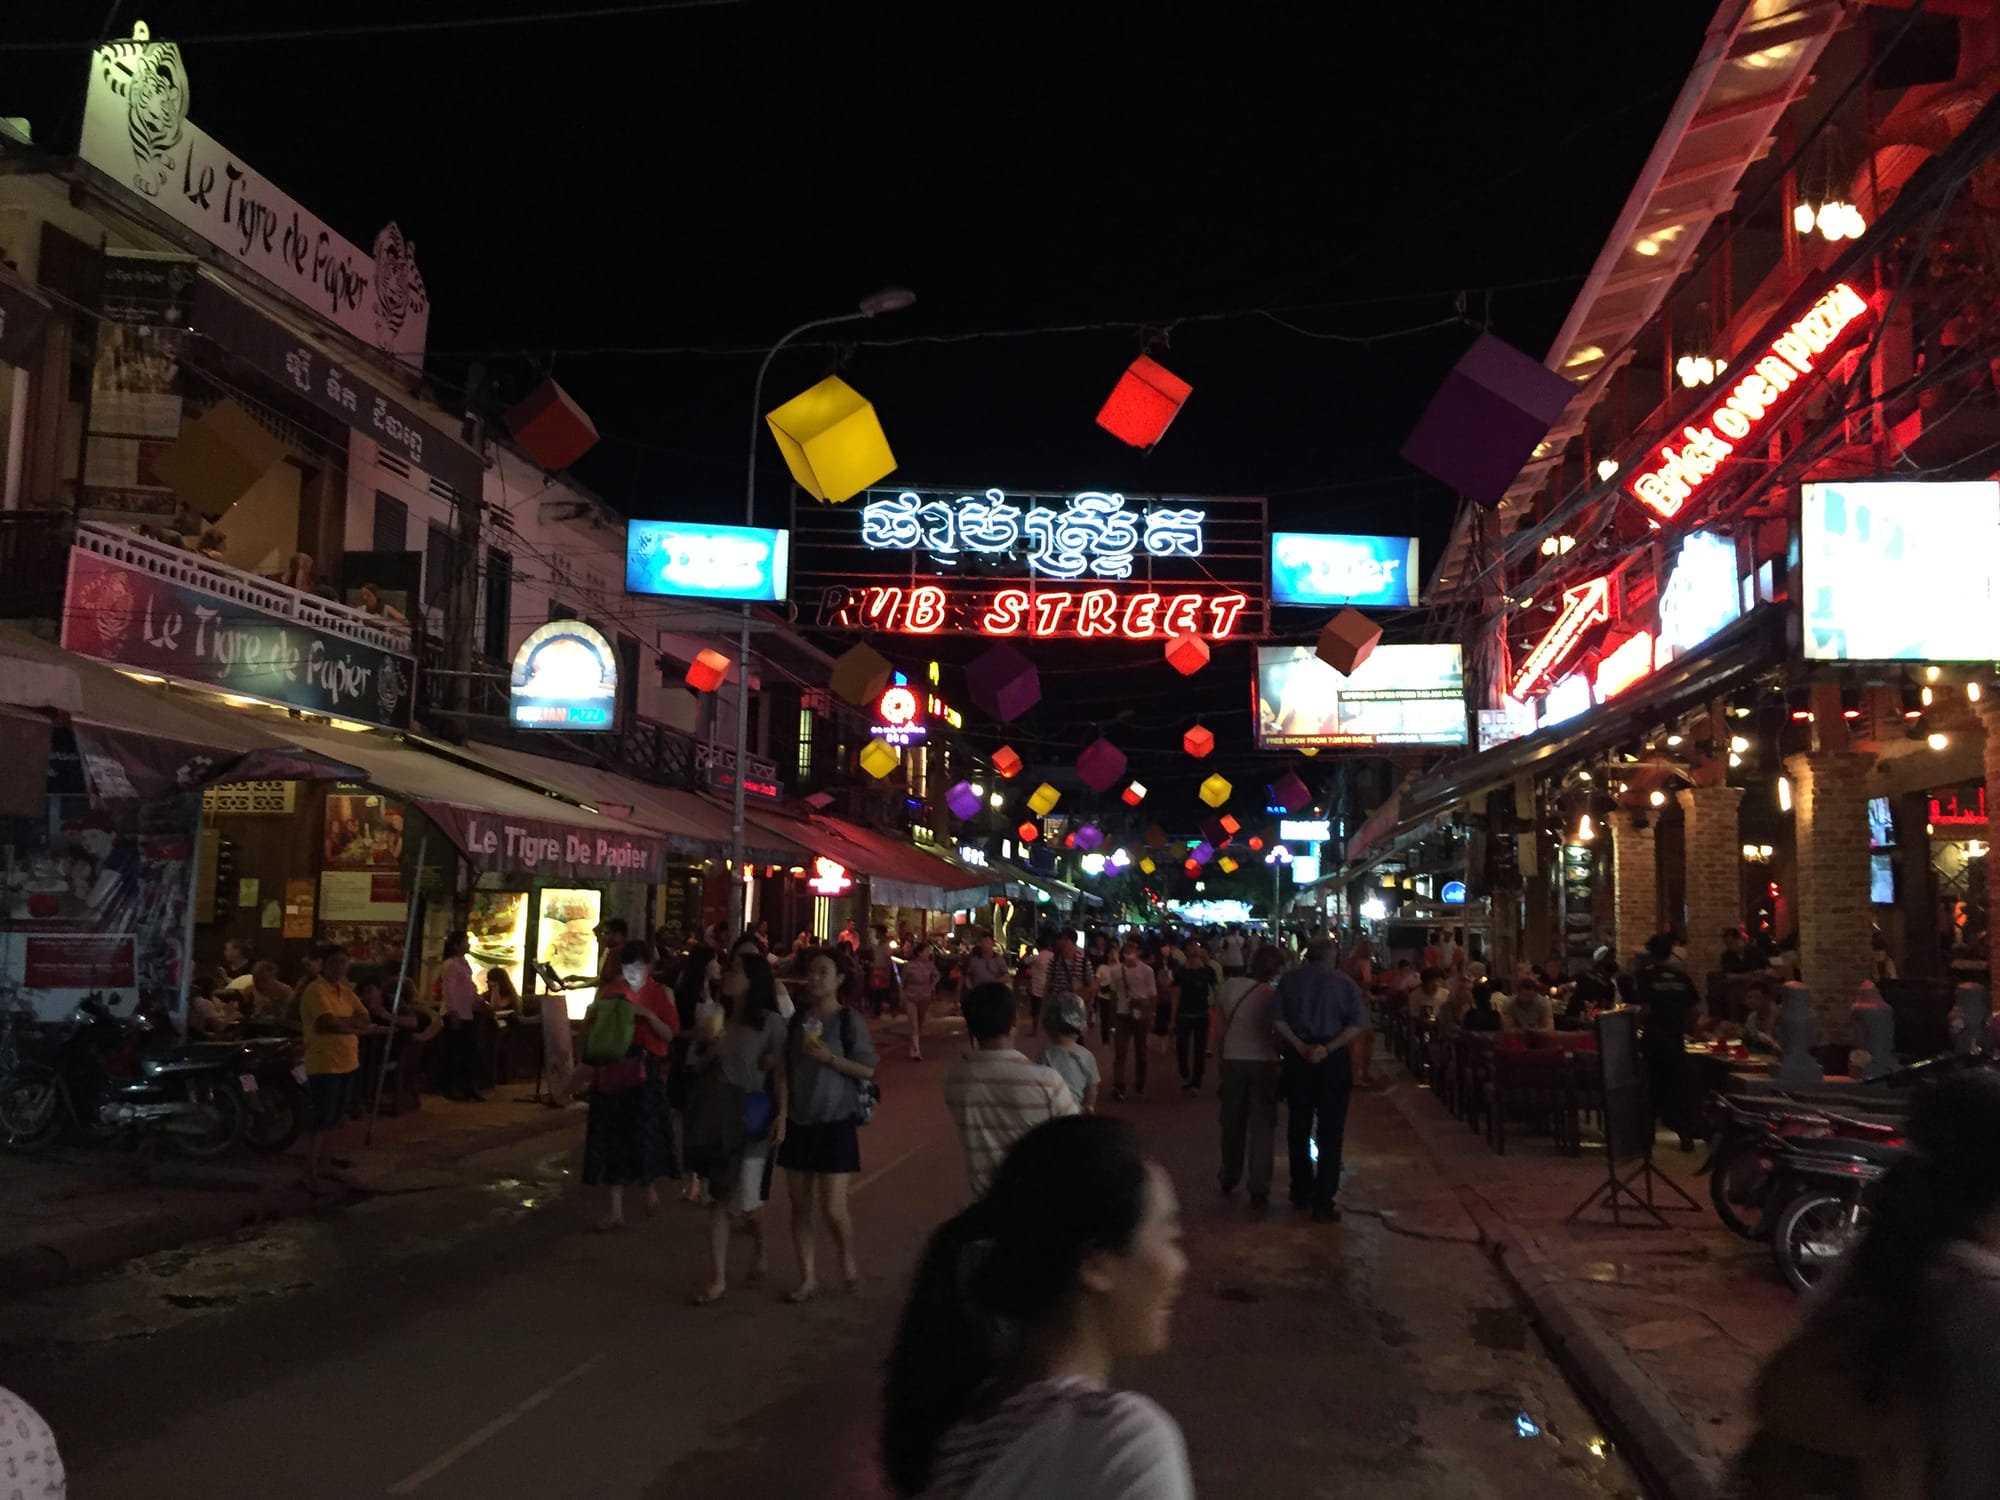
[482,547,512,662]
[796,706,816,780]
[372,493,408,553]
[424,521,458,609]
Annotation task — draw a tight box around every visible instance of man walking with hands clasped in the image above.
[1271,939,1368,1222]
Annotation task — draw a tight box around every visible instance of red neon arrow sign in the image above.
[1511,576,1611,700]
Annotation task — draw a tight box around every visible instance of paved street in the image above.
[0,1020,1642,1500]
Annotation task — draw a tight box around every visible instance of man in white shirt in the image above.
[944,982,1077,1199]
[1108,940,1159,1101]
[439,930,486,1102]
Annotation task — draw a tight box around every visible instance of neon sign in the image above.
[1932,788,1987,828]
[861,490,1204,578]
[820,584,1250,640]
[1592,628,1654,701]
[807,857,852,895]
[872,684,927,746]
[1654,530,1741,667]
[1627,282,1871,520]
[1511,576,1610,700]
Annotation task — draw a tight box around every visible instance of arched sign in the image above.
[510,620,619,732]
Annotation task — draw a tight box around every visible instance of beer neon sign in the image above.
[1628,282,1871,520]
[807,857,852,895]
[820,584,1251,640]
[872,684,926,746]
[1511,576,1611,700]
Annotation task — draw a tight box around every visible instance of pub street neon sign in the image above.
[1627,282,1871,521]
[861,490,1205,578]
[1511,576,1611,700]
[822,584,1251,640]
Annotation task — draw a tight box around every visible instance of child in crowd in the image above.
[1038,992,1100,1114]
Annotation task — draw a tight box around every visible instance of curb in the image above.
[0,1107,583,1295]
[1378,1084,1724,1500]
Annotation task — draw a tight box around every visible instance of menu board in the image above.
[537,887,601,1019]
[468,889,528,1003]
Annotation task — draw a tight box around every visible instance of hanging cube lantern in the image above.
[1316,607,1382,677]
[1248,835,1265,851]
[1017,821,1039,845]
[1122,780,1147,806]
[1220,813,1241,836]
[1191,841,1215,866]
[831,642,893,706]
[859,738,901,780]
[505,378,599,471]
[1145,824,1168,850]
[1183,857,1202,876]
[1183,724,1215,759]
[1076,736,1127,794]
[684,647,731,693]
[1219,856,1240,874]
[764,374,897,503]
[1095,353,1192,450]
[1139,856,1157,875]
[1270,771,1311,814]
[1163,632,1210,677]
[1198,773,1232,808]
[991,745,1023,780]
[966,642,1041,722]
[945,781,982,821]
[1074,824,1104,853]
[1201,816,1228,847]
[1027,782,1061,817]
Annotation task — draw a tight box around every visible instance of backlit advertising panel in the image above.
[1254,643,1467,749]
[1801,481,2000,661]
[1270,533,1419,608]
[626,521,789,603]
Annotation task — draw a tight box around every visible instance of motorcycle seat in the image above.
[1788,1135,1906,1166]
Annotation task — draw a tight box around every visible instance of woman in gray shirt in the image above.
[685,951,788,1305]
[777,952,877,1302]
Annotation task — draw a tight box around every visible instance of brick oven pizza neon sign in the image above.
[1627,282,1871,521]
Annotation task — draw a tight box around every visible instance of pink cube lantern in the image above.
[1076,736,1127,794]
[967,643,1041,722]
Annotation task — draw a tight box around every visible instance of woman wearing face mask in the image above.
[580,940,680,1230]
[882,1115,1193,1499]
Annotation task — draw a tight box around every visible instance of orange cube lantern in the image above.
[1017,821,1039,844]
[1096,354,1192,450]
[1220,813,1240,835]
[991,745,1023,780]
[1183,724,1215,759]
[685,648,731,693]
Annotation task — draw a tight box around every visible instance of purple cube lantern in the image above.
[1400,332,1575,508]
[945,780,982,821]
[1073,824,1104,853]
[1270,771,1311,814]
[1076,735,1127,794]
[1191,841,1215,866]
[966,642,1041,722]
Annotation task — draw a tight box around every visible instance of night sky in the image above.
[5,1,1714,825]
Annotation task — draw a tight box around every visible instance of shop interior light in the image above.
[1901,678,1924,719]
[1925,664,1942,683]
[1728,752,1743,767]
[1778,775,1794,813]
[1539,533,1579,556]
[1787,686,1814,722]
[1929,731,1950,751]
[1922,685,1935,707]
[1577,813,1596,842]
[988,793,1005,809]
[1728,734,1750,754]
[1675,354,1726,388]
[1649,789,1667,807]
[1970,682,1984,703]
[1665,733,1684,747]
[1596,458,1620,481]
[1840,686,1862,720]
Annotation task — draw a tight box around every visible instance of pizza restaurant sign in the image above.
[80,23,430,363]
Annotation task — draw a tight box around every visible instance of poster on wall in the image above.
[323,790,406,869]
[81,249,194,527]
[1254,643,1468,748]
[1800,480,2000,661]
[318,870,407,923]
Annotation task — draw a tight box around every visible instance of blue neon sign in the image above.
[1271,532,1420,608]
[1441,880,1467,904]
[626,521,790,603]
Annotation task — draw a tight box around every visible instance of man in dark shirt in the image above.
[1172,942,1220,1095]
[1719,928,1762,975]
[1635,932,1703,1150]
[1271,941,1369,1221]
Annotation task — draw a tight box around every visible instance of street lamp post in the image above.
[728,288,915,938]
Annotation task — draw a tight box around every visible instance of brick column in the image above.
[1610,813,1658,965]
[1677,784,1746,980]
[1787,751,1875,1033]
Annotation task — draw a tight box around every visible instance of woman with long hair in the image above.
[882,1115,1192,1498]
[578,941,679,1231]
[683,947,788,1304]
[1736,1071,2000,1498]
[779,951,879,1301]
[671,944,720,1201]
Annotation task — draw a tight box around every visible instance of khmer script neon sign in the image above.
[861,490,1206,578]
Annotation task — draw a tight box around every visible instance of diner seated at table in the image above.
[1460,984,1504,1034]
[187,976,242,1039]
[1738,981,1780,1055]
[1408,967,1447,1019]
[226,961,296,1028]
[1501,983,1555,1034]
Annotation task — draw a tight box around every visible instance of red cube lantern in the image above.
[1248,835,1265,851]
[991,745,1023,780]
[1076,736,1127,794]
[1096,354,1192,450]
[1121,780,1147,806]
[1164,632,1210,676]
[1183,724,1215,759]
[1017,821,1039,844]
[1220,813,1241,836]
[684,648,731,693]
[505,379,599,471]
[1183,857,1202,876]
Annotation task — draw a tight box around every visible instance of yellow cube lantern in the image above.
[765,375,897,503]
[859,738,900,780]
[1027,782,1061,817]
[1139,856,1157,874]
[1198,773,1232,808]
[1218,856,1239,874]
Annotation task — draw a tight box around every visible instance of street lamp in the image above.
[729,288,916,936]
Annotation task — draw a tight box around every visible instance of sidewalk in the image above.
[0,1082,584,1291]
[1377,1069,1799,1500]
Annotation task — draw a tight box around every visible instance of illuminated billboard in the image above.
[1254,643,1467,748]
[1800,480,2000,661]
[1270,533,1419,608]
[626,521,789,604]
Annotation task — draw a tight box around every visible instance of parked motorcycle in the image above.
[0,993,243,1157]
[1698,1094,1900,1240]
[1767,1134,1907,1294]
[229,1035,307,1154]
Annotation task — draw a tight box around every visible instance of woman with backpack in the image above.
[684,948,788,1304]
[579,940,680,1231]
[779,950,878,1303]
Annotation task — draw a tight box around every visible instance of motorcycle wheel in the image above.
[239,1078,303,1154]
[0,1071,62,1151]
[1772,1189,1871,1295]
[169,1078,245,1159]
[1707,1140,1776,1240]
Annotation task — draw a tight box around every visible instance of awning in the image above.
[269,715,676,883]
[746,809,988,910]
[461,740,807,864]
[1404,606,1784,821]
[0,626,365,801]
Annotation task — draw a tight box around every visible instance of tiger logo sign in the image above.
[95,21,188,199]
[369,222,429,350]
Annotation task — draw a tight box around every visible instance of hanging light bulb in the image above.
[1817,201,1843,238]
[1778,775,1793,813]
[1840,204,1867,239]
[1595,458,1619,481]
[1648,789,1666,808]
[1929,731,1950,751]
[1577,813,1596,842]
[1729,734,1750,754]
[1793,202,1817,234]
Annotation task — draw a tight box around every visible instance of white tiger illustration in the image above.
[98,22,188,198]
[370,221,427,345]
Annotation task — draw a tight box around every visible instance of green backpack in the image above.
[582,994,634,1065]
